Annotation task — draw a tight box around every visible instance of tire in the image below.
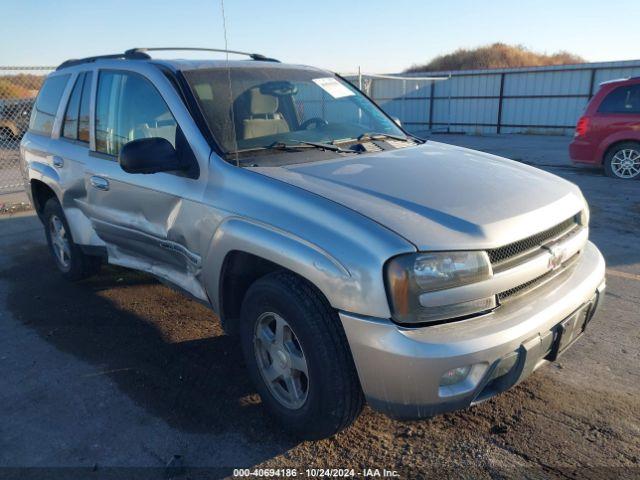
[604,142,640,180]
[43,198,101,280]
[240,271,364,439]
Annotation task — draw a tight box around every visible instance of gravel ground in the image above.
[0,135,638,479]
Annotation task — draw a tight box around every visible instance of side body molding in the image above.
[202,217,352,315]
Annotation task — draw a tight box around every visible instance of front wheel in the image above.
[604,142,640,180]
[240,271,364,439]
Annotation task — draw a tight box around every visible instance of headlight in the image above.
[385,251,495,324]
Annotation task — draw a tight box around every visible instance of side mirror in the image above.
[392,117,402,127]
[119,137,183,174]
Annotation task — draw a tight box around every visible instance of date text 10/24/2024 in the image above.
[233,468,401,477]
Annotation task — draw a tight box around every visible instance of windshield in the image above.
[183,66,406,155]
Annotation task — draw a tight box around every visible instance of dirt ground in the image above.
[0,135,639,479]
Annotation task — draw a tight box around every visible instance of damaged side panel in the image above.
[79,162,217,302]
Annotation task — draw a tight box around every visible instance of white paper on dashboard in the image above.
[312,77,355,98]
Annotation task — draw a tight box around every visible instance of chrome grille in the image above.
[488,217,578,266]
[498,252,580,302]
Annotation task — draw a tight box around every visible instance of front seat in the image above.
[242,88,290,139]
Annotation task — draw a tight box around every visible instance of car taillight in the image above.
[575,116,590,137]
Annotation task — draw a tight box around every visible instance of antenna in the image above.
[219,0,240,166]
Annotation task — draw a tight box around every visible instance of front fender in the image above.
[202,216,359,315]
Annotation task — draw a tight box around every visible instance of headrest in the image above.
[249,88,278,115]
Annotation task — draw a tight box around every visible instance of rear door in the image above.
[82,69,205,294]
[21,73,72,200]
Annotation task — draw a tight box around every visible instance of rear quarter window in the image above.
[29,74,70,136]
[598,84,640,114]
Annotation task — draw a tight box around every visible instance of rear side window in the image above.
[598,84,640,114]
[29,74,70,136]
[78,72,93,142]
[62,74,84,140]
[62,72,92,142]
[95,71,177,156]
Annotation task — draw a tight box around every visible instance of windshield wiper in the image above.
[291,140,352,153]
[357,132,411,142]
[232,140,352,156]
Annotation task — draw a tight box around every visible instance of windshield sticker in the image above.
[312,77,355,98]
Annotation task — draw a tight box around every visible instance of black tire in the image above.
[43,198,101,281]
[240,271,364,439]
[603,142,640,180]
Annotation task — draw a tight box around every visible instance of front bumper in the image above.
[339,241,606,419]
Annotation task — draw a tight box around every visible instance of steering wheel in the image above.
[300,117,328,130]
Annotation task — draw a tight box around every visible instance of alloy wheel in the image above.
[611,148,640,179]
[49,214,71,269]
[253,311,309,409]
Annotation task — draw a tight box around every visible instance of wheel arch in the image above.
[30,179,58,220]
[218,251,320,335]
[202,217,358,334]
[600,137,640,165]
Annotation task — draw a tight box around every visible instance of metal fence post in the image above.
[428,81,435,131]
[496,72,506,134]
[588,68,596,99]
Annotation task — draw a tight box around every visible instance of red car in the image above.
[570,77,640,180]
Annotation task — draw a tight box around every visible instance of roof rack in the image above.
[56,47,280,71]
[125,47,280,63]
[56,50,151,70]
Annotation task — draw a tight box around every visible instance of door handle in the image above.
[90,176,110,191]
[52,156,64,168]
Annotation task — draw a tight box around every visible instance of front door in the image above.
[83,69,204,296]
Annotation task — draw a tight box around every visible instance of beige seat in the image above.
[242,88,289,139]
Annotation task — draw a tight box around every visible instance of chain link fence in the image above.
[0,67,54,195]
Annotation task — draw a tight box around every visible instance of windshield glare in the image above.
[183,67,406,155]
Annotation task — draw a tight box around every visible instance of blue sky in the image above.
[1,0,639,72]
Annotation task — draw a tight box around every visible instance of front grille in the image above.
[488,216,578,266]
[498,272,550,301]
[498,252,579,302]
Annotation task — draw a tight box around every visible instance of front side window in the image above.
[29,74,70,136]
[95,71,177,156]
[598,84,640,114]
[184,67,405,155]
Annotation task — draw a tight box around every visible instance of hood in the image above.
[251,141,586,251]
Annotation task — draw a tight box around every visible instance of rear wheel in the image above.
[604,142,640,180]
[43,198,101,280]
[240,271,364,439]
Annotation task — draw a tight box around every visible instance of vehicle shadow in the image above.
[1,242,300,452]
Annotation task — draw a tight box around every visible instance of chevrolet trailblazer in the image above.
[20,48,605,439]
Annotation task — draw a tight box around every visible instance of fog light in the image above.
[440,365,471,386]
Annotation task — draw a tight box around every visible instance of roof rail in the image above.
[125,47,280,62]
[56,47,280,71]
[56,50,151,70]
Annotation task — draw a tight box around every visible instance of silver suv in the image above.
[20,48,606,439]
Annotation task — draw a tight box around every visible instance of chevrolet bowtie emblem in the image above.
[544,243,567,271]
